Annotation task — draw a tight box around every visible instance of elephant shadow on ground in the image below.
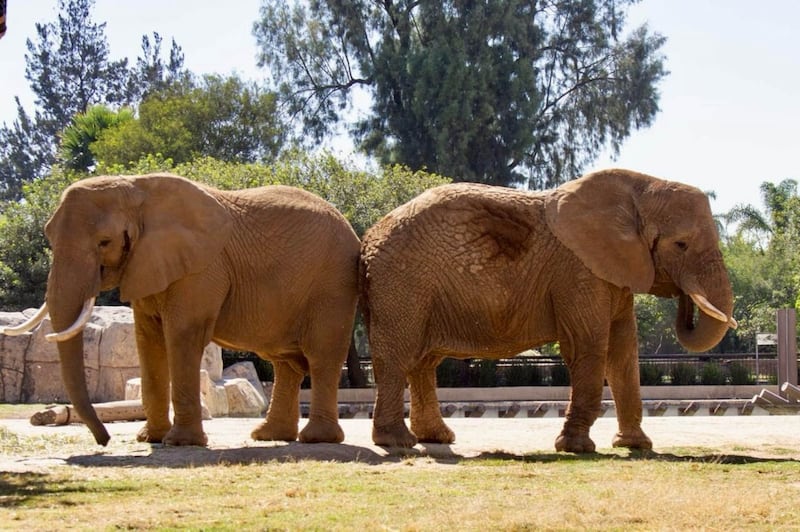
[66,442,396,468]
[63,442,800,469]
[466,449,800,466]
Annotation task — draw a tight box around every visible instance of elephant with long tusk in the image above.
[360,168,737,453]
[4,173,360,447]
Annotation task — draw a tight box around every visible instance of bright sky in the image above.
[0,0,798,215]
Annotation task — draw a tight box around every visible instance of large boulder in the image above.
[0,307,139,403]
[1,306,271,417]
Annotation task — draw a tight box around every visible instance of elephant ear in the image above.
[544,170,655,292]
[119,174,233,302]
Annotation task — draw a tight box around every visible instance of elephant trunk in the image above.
[46,250,110,446]
[674,262,735,353]
[56,335,110,446]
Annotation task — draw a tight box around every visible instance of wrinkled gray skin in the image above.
[39,173,360,446]
[360,169,736,453]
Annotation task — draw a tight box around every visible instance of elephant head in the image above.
[4,174,233,445]
[545,169,736,352]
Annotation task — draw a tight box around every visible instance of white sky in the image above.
[0,0,798,215]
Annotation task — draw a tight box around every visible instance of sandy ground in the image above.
[2,414,799,472]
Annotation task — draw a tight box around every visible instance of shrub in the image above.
[474,359,498,387]
[728,362,755,385]
[549,363,571,386]
[640,363,665,385]
[437,358,470,387]
[670,362,697,385]
[700,362,727,385]
[503,363,543,386]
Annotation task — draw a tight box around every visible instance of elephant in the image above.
[3,173,360,446]
[359,168,737,453]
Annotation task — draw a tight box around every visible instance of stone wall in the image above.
[0,306,222,404]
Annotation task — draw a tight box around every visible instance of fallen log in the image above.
[30,400,146,426]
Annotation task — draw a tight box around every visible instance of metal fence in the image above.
[347,353,790,388]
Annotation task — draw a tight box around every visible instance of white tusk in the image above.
[2,303,49,335]
[689,293,735,328]
[45,297,96,343]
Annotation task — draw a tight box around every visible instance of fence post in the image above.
[776,308,798,394]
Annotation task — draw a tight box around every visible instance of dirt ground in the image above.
[2,413,799,472]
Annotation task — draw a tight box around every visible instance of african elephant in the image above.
[4,173,360,446]
[360,169,737,453]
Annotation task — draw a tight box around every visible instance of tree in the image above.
[0,0,186,201]
[0,152,449,311]
[721,179,800,350]
[91,75,285,167]
[59,105,134,171]
[254,0,667,187]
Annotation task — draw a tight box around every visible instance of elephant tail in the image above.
[357,251,371,332]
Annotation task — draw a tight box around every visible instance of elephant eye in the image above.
[675,241,688,251]
[98,239,112,248]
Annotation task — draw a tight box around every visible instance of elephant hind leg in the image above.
[555,340,605,454]
[408,360,454,444]
[299,355,346,444]
[251,359,303,442]
[371,355,417,448]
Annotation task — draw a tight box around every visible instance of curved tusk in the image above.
[45,297,96,343]
[2,303,49,335]
[689,293,736,328]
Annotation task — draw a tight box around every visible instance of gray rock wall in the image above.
[0,306,221,404]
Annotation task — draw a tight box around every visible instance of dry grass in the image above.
[1,404,799,530]
[1,434,799,530]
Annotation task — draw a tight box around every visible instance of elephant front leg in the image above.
[251,359,303,442]
[556,340,606,453]
[133,312,172,444]
[408,361,454,444]
[162,326,208,446]
[607,309,652,450]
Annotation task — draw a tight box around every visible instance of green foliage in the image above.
[256,0,667,187]
[0,167,80,308]
[59,105,134,171]
[639,363,665,386]
[669,363,697,386]
[721,178,800,351]
[92,75,285,167]
[474,360,498,387]
[634,294,680,354]
[0,0,188,201]
[0,152,449,309]
[699,362,727,385]
[436,358,470,387]
[549,363,571,386]
[502,362,543,386]
[728,362,754,386]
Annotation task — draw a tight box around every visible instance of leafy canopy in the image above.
[0,0,187,201]
[89,75,285,168]
[0,153,449,309]
[255,0,667,188]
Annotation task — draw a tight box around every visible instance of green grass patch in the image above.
[1,442,799,529]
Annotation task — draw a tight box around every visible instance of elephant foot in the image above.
[555,429,596,454]
[411,419,456,444]
[373,422,418,448]
[251,420,299,442]
[136,422,171,444]
[162,424,208,447]
[299,418,345,444]
[612,428,653,450]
